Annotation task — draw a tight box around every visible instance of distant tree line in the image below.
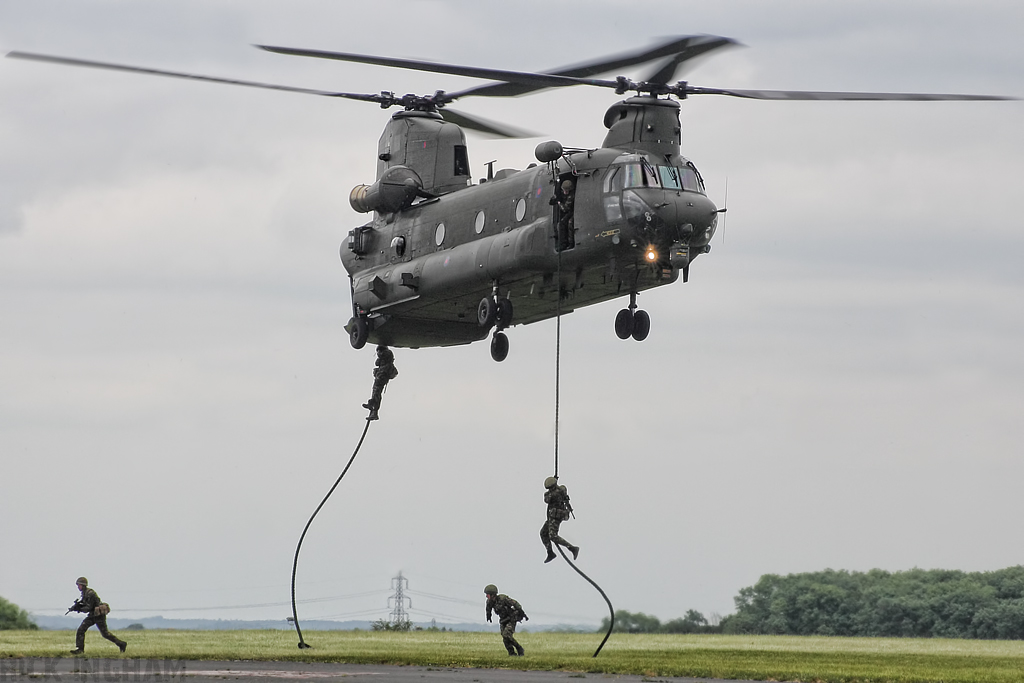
[719,566,1024,639]
[599,609,721,634]
[0,596,38,630]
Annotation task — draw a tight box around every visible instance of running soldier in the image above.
[362,345,398,420]
[540,476,579,563]
[483,584,527,656]
[68,577,126,654]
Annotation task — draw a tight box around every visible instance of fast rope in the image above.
[556,544,615,657]
[551,175,614,657]
[289,418,371,648]
[554,241,561,479]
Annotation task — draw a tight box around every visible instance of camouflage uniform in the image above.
[363,345,398,420]
[485,592,527,656]
[71,586,126,653]
[540,482,579,562]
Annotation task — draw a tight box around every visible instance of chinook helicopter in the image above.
[7,37,1011,361]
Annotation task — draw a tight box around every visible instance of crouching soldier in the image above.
[68,577,126,654]
[484,584,527,656]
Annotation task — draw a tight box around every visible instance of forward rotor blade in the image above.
[686,85,1016,101]
[641,36,739,85]
[5,51,386,103]
[450,34,739,98]
[438,108,537,138]
[257,44,614,94]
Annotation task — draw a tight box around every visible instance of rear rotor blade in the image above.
[257,44,614,94]
[439,108,537,138]
[5,51,387,103]
[685,85,1015,101]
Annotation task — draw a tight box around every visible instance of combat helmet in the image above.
[484,584,498,596]
[76,577,88,587]
[544,476,558,488]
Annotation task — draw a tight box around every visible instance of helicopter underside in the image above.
[359,256,682,349]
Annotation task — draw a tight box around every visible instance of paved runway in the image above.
[0,658,762,683]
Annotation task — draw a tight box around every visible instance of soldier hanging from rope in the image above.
[540,475,579,563]
[362,345,398,421]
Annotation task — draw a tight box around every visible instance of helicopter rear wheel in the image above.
[631,309,651,341]
[490,331,509,362]
[477,297,497,328]
[349,316,369,349]
[614,308,634,340]
[496,298,514,329]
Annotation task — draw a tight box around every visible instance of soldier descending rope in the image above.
[483,584,528,656]
[540,476,579,563]
[362,345,398,421]
[67,577,127,655]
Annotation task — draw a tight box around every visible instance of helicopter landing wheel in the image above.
[495,298,514,329]
[349,316,369,349]
[631,309,651,341]
[477,296,497,328]
[490,331,509,362]
[614,308,634,340]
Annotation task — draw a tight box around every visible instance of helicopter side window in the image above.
[603,167,623,222]
[603,166,622,194]
[454,145,470,177]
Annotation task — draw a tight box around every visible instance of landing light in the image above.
[645,248,658,262]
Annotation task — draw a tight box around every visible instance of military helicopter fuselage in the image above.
[343,96,718,358]
[10,35,1007,362]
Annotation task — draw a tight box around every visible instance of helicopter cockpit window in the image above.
[623,163,644,188]
[623,162,659,188]
[658,166,682,190]
[678,165,702,192]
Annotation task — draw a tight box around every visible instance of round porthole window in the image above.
[475,211,485,234]
[435,222,446,246]
[515,198,526,221]
[390,236,406,257]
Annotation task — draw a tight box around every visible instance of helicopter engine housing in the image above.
[349,165,423,214]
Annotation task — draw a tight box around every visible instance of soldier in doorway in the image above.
[540,476,579,563]
[483,584,528,656]
[362,345,398,420]
[68,577,127,654]
[551,177,576,250]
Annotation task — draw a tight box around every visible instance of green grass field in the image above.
[3,629,1024,682]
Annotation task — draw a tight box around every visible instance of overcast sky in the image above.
[2,0,1022,631]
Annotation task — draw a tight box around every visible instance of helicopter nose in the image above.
[653,192,718,247]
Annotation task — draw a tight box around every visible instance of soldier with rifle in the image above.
[540,476,579,563]
[67,577,127,654]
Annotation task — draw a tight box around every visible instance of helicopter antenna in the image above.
[720,177,729,245]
